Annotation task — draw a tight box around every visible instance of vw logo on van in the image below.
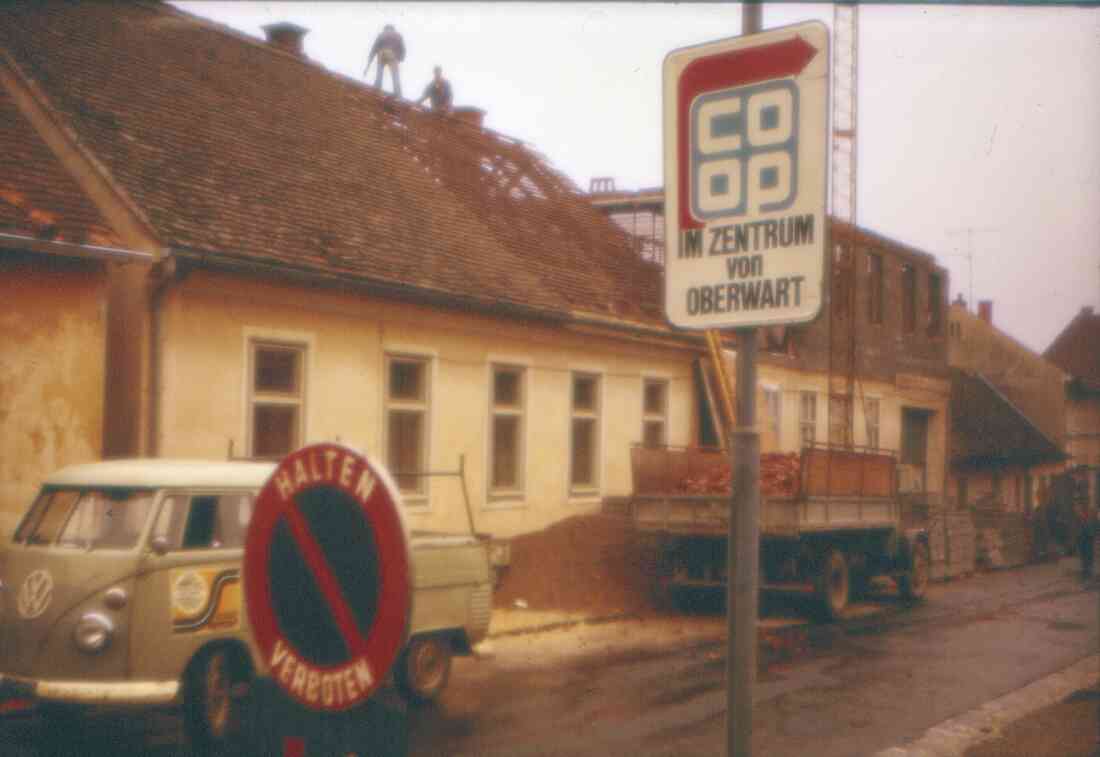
[17,569,54,620]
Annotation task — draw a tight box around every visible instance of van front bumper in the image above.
[0,673,179,707]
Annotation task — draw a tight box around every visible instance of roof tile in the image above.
[0,2,664,324]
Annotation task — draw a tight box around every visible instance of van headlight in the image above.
[73,612,114,654]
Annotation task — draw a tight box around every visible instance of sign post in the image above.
[244,443,412,754]
[663,15,828,757]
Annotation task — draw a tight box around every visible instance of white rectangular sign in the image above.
[663,22,829,330]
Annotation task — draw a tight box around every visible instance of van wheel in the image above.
[396,636,452,704]
[815,549,849,621]
[899,541,931,601]
[184,646,249,750]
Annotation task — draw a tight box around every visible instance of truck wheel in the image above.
[184,646,249,750]
[898,541,930,601]
[396,636,452,704]
[815,549,849,621]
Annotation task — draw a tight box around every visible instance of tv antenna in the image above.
[945,226,999,310]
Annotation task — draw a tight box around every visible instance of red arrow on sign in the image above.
[677,35,819,230]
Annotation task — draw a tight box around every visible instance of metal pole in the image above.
[728,10,762,754]
[728,327,760,757]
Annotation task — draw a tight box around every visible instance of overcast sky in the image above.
[174,2,1099,354]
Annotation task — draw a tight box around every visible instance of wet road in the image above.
[410,559,1098,757]
[2,558,1096,756]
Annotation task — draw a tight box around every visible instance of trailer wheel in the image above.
[396,635,452,704]
[898,541,930,601]
[815,549,849,621]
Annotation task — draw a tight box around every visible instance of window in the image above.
[152,493,253,551]
[764,386,782,446]
[570,373,601,491]
[927,273,943,336]
[250,342,305,458]
[901,264,917,333]
[799,391,816,448]
[16,488,154,550]
[490,365,525,495]
[386,355,430,497]
[642,378,669,448]
[867,252,884,324]
[864,397,881,450]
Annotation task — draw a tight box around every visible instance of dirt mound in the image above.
[493,514,658,615]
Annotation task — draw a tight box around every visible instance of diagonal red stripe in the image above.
[280,501,369,656]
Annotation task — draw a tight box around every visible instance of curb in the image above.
[488,611,641,639]
[875,654,1100,757]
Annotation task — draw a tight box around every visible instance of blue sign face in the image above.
[689,80,800,222]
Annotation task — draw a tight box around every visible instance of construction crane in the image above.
[826,1,860,449]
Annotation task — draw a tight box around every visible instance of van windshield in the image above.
[14,488,157,550]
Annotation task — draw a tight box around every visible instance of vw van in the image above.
[0,459,493,749]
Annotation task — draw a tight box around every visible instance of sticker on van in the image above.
[171,567,241,633]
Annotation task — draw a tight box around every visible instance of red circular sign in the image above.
[244,444,411,711]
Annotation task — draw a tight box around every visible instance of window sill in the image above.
[400,496,431,511]
[484,494,527,511]
[569,488,602,504]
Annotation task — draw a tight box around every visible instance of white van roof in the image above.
[44,459,278,490]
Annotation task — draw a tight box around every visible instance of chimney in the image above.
[262,22,309,57]
[978,299,993,325]
[452,106,485,130]
[590,177,616,194]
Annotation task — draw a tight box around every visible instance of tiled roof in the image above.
[951,369,1067,467]
[0,2,664,325]
[1044,307,1100,387]
[0,85,120,248]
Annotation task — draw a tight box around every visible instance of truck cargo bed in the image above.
[605,494,899,536]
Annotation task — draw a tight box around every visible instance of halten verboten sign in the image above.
[244,444,411,712]
[663,22,829,329]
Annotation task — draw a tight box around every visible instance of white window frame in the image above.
[642,377,670,448]
[246,338,308,459]
[569,371,602,497]
[488,363,527,505]
[799,391,817,449]
[384,353,432,506]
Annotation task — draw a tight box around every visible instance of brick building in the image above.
[591,185,954,506]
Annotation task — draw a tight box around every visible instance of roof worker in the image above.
[364,24,406,97]
[417,66,453,113]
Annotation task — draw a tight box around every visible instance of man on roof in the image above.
[417,66,453,113]
[365,24,406,96]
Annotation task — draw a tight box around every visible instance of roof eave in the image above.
[171,247,701,348]
[0,231,155,263]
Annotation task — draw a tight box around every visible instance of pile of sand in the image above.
[492,514,659,615]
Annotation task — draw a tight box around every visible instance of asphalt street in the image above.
[1,557,1096,756]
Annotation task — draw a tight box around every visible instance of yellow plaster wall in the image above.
[749,360,949,495]
[157,272,696,537]
[0,254,106,537]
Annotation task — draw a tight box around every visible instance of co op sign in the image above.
[663,22,829,329]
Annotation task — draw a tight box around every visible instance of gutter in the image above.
[146,256,187,457]
[0,232,154,263]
